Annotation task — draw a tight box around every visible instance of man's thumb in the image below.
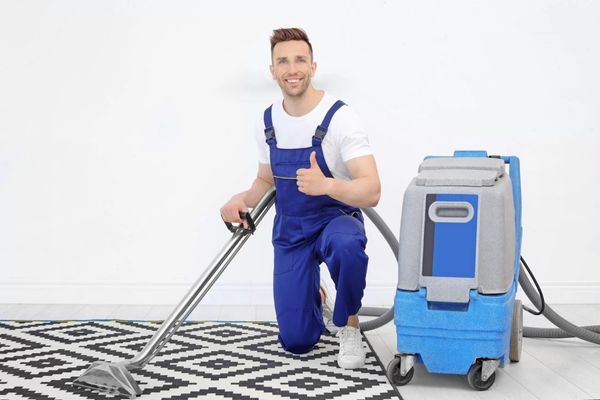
[310,151,319,169]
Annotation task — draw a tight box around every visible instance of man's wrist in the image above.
[325,177,338,197]
[233,191,248,203]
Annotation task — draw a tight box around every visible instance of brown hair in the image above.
[270,28,313,60]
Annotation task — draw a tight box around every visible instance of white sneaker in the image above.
[337,326,366,369]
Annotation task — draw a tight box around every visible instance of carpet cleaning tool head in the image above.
[73,361,141,398]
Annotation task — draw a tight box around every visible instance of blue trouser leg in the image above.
[273,244,325,354]
[316,214,368,327]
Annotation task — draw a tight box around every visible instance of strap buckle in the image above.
[314,125,328,141]
[264,127,275,141]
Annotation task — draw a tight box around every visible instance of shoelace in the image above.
[337,327,362,355]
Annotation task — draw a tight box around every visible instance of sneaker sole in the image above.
[337,355,366,369]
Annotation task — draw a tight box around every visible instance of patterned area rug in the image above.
[0,320,401,399]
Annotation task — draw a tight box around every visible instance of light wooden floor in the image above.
[1,303,599,400]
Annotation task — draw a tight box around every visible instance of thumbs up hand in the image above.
[296,151,333,196]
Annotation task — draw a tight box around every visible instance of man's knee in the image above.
[327,231,367,256]
[277,313,322,354]
[279,333,319,354]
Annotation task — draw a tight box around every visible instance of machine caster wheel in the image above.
[467,360,496,391]
[510,299,523,362]
[387,355,414,386]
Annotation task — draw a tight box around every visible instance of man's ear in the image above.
[269,64,275,80]
[311,61,317,77]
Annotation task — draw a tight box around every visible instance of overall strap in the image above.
[263,105,276,145]
[313,100,346,145]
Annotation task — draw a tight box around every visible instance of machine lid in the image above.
[419,157,505,175]
[416,157,505,187]
[416,169,500,187]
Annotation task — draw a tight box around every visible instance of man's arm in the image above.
[296,152,381,208]
[243,163,275,207]
[328,155,381,208]
[220,163,274,228]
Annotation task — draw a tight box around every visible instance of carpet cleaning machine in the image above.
[73,151,600,397]
[389,151,523,390]
[386,150,600,390]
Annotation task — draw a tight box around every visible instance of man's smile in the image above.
[284,77,303,85]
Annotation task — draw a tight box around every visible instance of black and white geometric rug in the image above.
[0,320,401,399]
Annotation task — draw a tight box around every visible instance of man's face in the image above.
[270,40,316,98]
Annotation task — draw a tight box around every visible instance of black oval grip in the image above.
[224,211,255,234]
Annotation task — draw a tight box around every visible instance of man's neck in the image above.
[282,86,324,117]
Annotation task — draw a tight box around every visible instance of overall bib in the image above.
[264,100,369,354]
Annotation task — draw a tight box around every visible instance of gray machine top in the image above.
[418,157,506,174]
[416,158,506,187]
[397,156,516,303]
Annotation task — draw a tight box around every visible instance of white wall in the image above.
[1,1,599,306]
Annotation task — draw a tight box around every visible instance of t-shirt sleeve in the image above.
[254,115,270,164]
[336,107,373,162]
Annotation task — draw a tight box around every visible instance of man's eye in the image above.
[278,59,288,64]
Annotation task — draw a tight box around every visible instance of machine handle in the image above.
[223,211,256,234]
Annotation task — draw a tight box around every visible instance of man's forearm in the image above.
[241,176,274,208]
[326,176,380,208]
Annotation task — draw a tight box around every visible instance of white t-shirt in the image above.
[254,93,372,180]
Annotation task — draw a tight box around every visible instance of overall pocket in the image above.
[272,214,306,275]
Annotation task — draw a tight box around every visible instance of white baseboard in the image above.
[0,282,599,305]
[0,283,395,306]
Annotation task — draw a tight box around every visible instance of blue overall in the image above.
[264,100,369,354]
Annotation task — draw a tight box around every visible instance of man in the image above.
[220,28,380,369]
